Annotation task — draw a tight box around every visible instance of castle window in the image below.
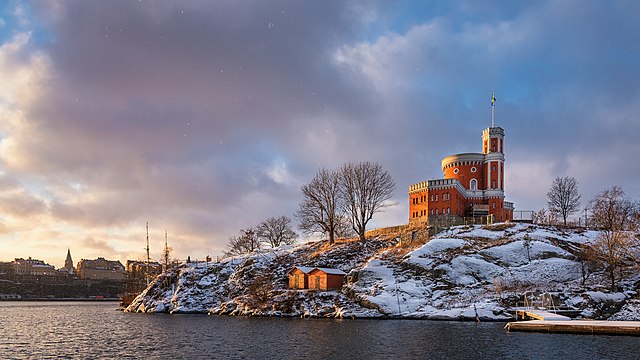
[471,167,477,173]
[470,179,478,191]
[435,194,438,201]
[453,168,459,174]
[492,180,496,188]
[492,203,496,209]
[447,207,450,214]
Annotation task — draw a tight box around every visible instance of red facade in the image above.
[409,126,514,224]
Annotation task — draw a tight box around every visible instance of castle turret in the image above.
[482,126,505,191]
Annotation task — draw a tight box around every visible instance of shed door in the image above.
[294,274,299,288]
[315,276,320,289]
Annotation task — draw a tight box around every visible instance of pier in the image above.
[515,309,571,321]
[505,320,640,336]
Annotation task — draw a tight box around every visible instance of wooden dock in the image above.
[515,309,571,321]
[505,320,640,336]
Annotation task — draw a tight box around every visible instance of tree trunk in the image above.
[358,229,366,242]
[609,266,616,292]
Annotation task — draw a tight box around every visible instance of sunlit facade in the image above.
[409,125,514,224]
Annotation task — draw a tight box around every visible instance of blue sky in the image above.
[0,0,639,267]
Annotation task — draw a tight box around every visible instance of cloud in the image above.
[1,0,639,267]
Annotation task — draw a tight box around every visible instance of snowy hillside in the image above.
[125,223,640,320]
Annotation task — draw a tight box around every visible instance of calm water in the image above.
[0,302,638,359]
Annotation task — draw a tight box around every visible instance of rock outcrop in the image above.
[126,223,639,320]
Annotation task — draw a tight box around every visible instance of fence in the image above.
[513,210,534,222]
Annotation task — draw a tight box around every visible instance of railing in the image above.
[512,210,533,222]
[409,178,463,192]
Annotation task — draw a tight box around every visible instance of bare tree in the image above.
[226,227,261,256]
[532,208,547,225]
[162,231,172,272]
[257,216,297,248]
[587,186,639,291]
[589,186,637,231]
[334,214,356,239]
[339,161,395,242]
[296,168,342,244]
[547,176,581,226]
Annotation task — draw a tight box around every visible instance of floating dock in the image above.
[505,320,640,336]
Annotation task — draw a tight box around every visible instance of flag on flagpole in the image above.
[491,90,496,106]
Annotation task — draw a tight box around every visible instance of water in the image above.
[0,302,638,359]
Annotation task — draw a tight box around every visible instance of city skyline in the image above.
[1,1,639,267]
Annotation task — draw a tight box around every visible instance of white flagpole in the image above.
[491,90,495,128]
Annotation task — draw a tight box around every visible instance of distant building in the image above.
[13,258,57,276]
[126,260,162,280]
[0,261,14,275]
[77,257,125,280]
[288,266,346,291]
[63,249,75,275]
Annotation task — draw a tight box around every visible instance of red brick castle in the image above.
[409,93,514,224]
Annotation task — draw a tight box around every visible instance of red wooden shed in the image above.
[288,266,314,289]
[307,267,347,290]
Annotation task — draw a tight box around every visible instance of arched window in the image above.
[470,178,478,191]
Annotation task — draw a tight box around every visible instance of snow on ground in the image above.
[127,223,639,321]
[478,240,572,266]
[437,255,504,285]
[405,238,466,268]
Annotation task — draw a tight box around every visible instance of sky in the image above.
[1,0,639,268]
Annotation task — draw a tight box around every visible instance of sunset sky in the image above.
[1,1,639,268]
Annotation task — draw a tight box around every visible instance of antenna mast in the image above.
[146,222,150,286]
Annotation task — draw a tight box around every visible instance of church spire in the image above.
[64,248,74,274]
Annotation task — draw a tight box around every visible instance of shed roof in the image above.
[312,267,347,275]
[288,266,315,275]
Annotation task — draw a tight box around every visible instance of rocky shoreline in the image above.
[125,223,640,321]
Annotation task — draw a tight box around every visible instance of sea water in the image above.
[0,302,638,359]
